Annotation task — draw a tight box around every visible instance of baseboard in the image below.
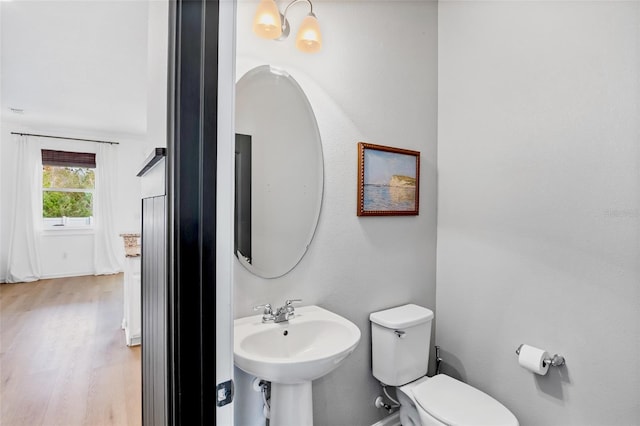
[372,412,400,426]
[124,327,141,346]
[1,271,125,283]
[0,272,94,282]
[41,271,96,280]
[41,271,124,280]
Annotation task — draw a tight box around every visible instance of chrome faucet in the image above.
[274,299,302,323]
[254,299,302,323]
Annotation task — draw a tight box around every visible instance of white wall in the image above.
[437,2,640,425]
[0,0,149,282]
[142,0,169,199]
[0,0,148,134]
[0,121,146,281]
[0,5,4,285]
[234,2,438,425]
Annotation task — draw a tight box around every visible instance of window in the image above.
[41,150,96,228]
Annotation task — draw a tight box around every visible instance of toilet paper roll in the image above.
[518,344,550,375]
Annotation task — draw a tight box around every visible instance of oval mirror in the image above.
[234,65,324,278]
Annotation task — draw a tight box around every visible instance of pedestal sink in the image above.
[234,305,361,426]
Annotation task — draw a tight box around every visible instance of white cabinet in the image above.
[122,254,141,346]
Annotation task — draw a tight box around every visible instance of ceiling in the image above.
[1,0,149,137]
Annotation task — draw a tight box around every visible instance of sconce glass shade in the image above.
[295,13,322,53]
[253,0,283,39]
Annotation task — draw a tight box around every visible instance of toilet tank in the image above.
[370,304,434,386]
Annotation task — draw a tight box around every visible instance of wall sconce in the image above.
[253,0,322,53]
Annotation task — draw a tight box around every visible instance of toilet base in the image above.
[397,376,431,426]
[396,376,446,426]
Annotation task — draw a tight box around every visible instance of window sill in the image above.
[41,227,95,237]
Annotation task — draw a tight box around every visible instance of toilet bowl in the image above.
[397,375,518,426]
[370,304,519,426]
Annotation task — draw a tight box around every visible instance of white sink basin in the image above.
[234,305,361,425]
[234,305,361,383]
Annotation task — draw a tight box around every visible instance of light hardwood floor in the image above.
[0,274,141,426]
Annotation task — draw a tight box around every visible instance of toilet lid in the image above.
[413,375,518,426]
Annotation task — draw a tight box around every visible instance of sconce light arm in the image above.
[276,0,315,41]
[282,0,315,24]
[283,0,314,17]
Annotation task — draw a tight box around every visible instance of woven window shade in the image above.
[41,150,96,168]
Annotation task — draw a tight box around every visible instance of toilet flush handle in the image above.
[394,330,405,338]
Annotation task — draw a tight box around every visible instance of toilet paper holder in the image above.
[516,344,565,367]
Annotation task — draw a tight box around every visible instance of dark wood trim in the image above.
[168,0,219,424]
[201,2,219,424]
[166,1,177,424]
[141,195,169,426]
[137,148,167,177]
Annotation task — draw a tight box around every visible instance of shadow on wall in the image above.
[439,348,572,403]
[534,364,571,401]
[437,348,467,382]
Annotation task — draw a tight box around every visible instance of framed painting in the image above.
[357,142,420,216]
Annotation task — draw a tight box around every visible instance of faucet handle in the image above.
[253,303,275,322]
[253,303,273,313]
[284,299,302,314]
[284,299,302,312]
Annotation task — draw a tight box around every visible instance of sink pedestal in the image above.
[270,381,313,426]
[234,305,362,425]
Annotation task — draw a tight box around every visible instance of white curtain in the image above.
[6,135,43,283]
[93,143,123,275]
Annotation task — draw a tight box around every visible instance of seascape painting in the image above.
[357,142,420,216]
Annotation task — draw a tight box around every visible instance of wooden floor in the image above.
[0,274,141,426]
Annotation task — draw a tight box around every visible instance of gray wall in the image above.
[234,1,438,425]
[437,1,640,425]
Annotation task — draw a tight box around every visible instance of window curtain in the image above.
[93,143,123,275]
[6,135,43,283]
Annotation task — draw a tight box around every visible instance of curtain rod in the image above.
[10,132,119,145]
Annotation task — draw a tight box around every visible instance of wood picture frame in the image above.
[357,142,420,216]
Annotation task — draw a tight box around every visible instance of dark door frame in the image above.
[167,0,219,424]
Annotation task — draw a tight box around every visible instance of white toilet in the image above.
[370,304,519,426]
